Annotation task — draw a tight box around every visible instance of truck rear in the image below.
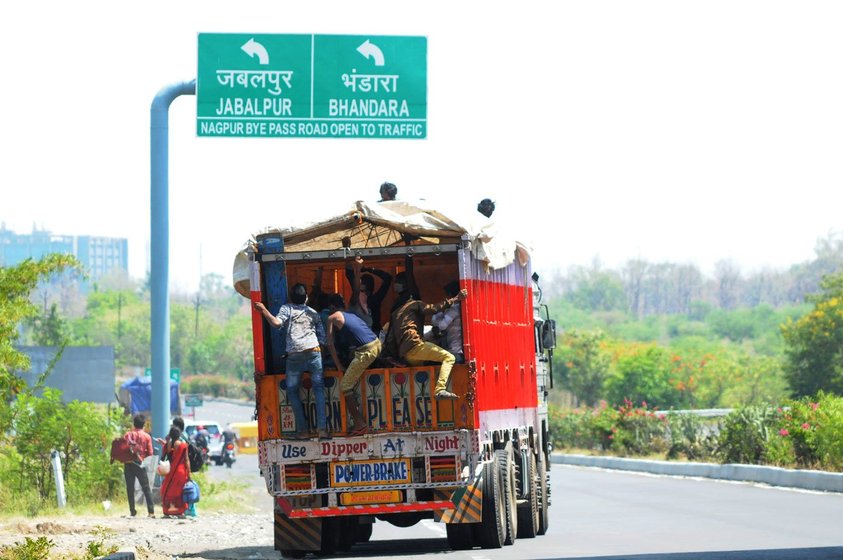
[234,201,555,557]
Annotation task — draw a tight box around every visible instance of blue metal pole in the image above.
[150,80,195,443]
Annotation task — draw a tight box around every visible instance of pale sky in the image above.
[2,1,841,293]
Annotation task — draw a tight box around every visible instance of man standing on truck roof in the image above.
[387,285,468,400]
[477,198,495,218]
[324,293,381,436]
[379,181,397,201]
[255,283,331,440]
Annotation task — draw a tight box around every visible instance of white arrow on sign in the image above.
[241,38,270,65]
[357,40,385,67]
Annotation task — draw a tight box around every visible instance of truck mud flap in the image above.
[274,510,321,552]
[436,475,483,524]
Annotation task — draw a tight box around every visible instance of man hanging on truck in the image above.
[345,255,392,334]
[324,293,382,436]
[254,283,331,440]
[386,285,468,400]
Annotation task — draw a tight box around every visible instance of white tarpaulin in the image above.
[232,200,531,298]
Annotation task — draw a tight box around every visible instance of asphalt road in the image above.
[201,400,843,560]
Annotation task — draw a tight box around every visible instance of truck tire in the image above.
[355,521,373,543]
[496,444,518,545]
[338,516,357,552]
[446,522,474,550]
[537,452,550,535]
[516,453,539,539]
[474,458,505,548]
[318,517,340,555]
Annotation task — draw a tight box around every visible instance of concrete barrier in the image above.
[553,453,843,493]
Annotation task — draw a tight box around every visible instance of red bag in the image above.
[110,435,139,464]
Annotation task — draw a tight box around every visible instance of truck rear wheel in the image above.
[338,517,357,552]
[319,518,340,555]
[516,453,539,539]
[474,458,505,548]
[537,452,550,535]
[446,522,474,550]
[355,521,373,543]
[497,444,518,545]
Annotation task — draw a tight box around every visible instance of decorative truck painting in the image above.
[232,199,556,557]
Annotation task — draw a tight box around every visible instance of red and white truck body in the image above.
[234,201,555,556]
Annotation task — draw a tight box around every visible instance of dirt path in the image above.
[0,511,277,559]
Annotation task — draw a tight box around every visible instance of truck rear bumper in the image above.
[276,496,455,518]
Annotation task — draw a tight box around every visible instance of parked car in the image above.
[183,420,223,465]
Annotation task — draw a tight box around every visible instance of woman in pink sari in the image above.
[160,426,190,517]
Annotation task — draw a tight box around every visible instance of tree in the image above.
[621,259,648,318]
[557,329,611,406]
[1,255,80,436]
[27,303,73,346]
[781,273,843,397]
[605,343,678,408]
[11,388,119,501]
[714,259,741,311]
[565,261,626,312]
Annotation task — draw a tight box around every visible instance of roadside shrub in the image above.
[181,374,254,400]
[717,405,777,464]
[550,394,843,472]
[0,536,54,560]
[549,401,668,456]
[770,393,843,471]
[548,407,593,450]
[610,399,669,456]
[665,413,718,461]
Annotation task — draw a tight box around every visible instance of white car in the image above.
[183,420,223,465]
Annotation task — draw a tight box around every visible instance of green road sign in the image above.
[144,367,181,384]
[197,33,426,139]
[184,394,203,407]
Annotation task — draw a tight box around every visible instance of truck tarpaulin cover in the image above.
[119,376,180,414]
[231,199,532,298]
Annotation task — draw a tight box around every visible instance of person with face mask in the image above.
[255,283,330,440]
[386,277,469,400]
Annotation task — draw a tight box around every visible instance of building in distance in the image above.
[0,224,128,291]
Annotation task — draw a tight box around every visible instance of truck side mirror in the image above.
[541,320,556,350]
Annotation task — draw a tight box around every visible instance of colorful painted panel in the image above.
[277,371,344,435]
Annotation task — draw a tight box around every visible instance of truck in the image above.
[232,200,556,557]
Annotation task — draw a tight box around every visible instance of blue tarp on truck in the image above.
[118,376,180,415]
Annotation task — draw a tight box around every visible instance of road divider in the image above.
[552,453,843,493]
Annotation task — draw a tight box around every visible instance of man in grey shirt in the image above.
[255,283,330,440]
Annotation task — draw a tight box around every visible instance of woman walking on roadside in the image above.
[160,426,189,518]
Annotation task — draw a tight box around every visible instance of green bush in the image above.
[665,413,718,461]
[181,374,255,400]
[769,393,843,470]
[0,389,127,515]
[549,401,668,456]
[0,536,54,560]
[716,405,777,464]
[550,396,843,472]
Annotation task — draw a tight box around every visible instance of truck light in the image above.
[429,455,458,483]
[284,464,313,492]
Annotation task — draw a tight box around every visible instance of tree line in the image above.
[545,234,843,410]
[542,232,843,316]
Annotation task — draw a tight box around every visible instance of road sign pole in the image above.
[151,80,195,443]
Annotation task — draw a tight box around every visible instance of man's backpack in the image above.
[186,440,204,472]
[110,435,139,464]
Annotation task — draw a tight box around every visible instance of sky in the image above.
[2,1,842,294]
